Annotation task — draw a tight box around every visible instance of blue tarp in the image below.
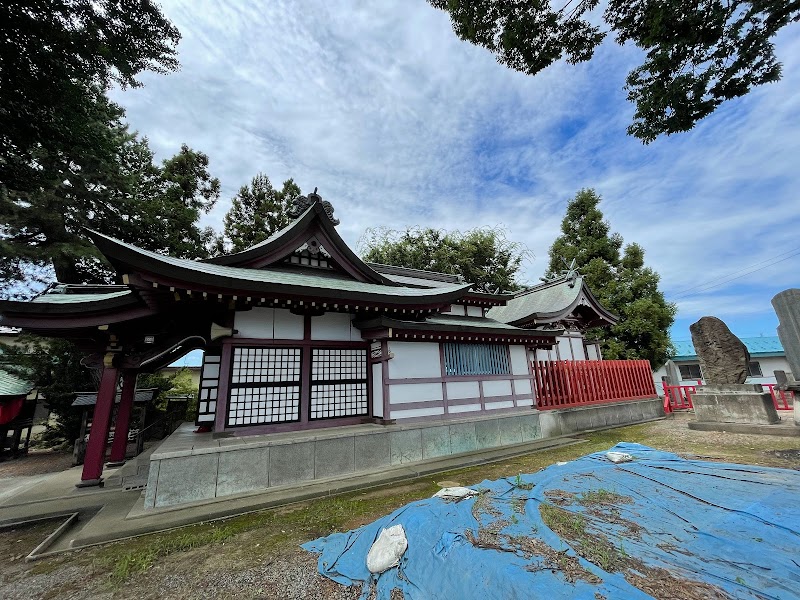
[302,443,800,599]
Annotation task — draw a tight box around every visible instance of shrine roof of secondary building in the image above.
[487,274,617,329]
[71,388,158,407]
[0,368,34,398]
[354,313,562,342]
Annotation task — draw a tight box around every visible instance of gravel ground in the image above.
[0,450,74,477]
[1,414,797,600]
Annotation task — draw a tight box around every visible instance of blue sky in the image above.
[109,0,800,342]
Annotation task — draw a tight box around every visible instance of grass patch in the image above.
[577,489,633,507]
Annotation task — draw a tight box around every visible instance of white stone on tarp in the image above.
[433,487,478,500]
[606,452,634,463]
[366,525,408,574]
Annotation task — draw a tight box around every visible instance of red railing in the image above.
[663,381,699,414]
[763,383,794,411]
[533,359,657,410]
[662,381,794,413]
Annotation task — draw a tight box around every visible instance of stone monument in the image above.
[689,316,749,384]
[688,316,779,425]
[772,289,800,379]
[772,289,800,426]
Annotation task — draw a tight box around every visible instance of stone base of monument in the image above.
[691,384,779,425]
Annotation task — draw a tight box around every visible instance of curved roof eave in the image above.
[86,230,472,307]
[0,290,142,316]
[354,315,564,338]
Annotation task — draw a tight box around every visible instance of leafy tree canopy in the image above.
[546,189,676,366]
[0,131,221,295]
[428,0,800,142]
[223,174,301,253]
[360,226,529,293]
[1,0,180,196]
[0,1,210,296]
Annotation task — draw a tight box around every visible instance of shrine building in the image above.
[0,191,659,507]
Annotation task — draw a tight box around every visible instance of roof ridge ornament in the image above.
[540,258,580,286]
[287,187,340,225]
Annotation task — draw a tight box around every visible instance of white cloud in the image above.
[110,0,800,336]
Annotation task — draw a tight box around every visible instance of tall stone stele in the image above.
[689,316,750,384]
[689,316,779,425]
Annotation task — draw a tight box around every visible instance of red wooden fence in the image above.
[533,359,657,410]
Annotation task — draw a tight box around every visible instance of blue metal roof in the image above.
[166,349,204,368]
[672,336,784,360]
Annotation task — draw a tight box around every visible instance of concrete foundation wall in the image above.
[144,397,663,509]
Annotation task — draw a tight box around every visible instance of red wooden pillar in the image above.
[107,370,137,467]
[77,361,119,487]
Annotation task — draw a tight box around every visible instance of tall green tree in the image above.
[223,175,301,253]
[1,1,180,197]
[361,226,528,293]
[0,1,192,293]
[546,189,675,366]
[428,1,800,142]
[0,133,221,294]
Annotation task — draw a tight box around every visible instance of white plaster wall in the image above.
[311,312,359,341]
[535,348,554,362]
[446,381,480,400]
[515,379,532,395]
[389,382,443,404]
[372,363,384,417]
[556,336,573,360]
[447,305,467,316]
[388,342,441,379]
[483,380,512,397]
[509,345,529,375]
[234,307,274,338]
[274,309,304,339]
[203,363,220,379]
[747,356,792,384]
[586,344,600,360]
[448,403,481,413]
[466,306,483,317]
[517,398,534,407]
[485,400,514,410]
[391,406,444,419]
[570,337,587,360]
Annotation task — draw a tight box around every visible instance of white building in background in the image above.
[653,336,791,393]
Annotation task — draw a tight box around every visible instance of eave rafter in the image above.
[123,271,461,315]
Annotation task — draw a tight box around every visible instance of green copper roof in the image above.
[354,314,562,337]
[488,277,583,324]
[0,368,34,397]
[31,290,133,304]
[487,275,617,327]
[90,231,472,304]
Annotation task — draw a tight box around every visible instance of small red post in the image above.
[107,370,137,466]
[78,361,119,487]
